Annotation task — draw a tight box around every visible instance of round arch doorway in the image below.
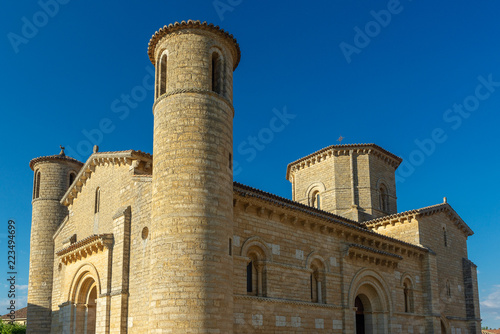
[355,296,366,334]
[353,289,387,334]
[73,274,97,334]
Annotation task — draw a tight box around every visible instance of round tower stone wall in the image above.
[149,21,239,333]
[27,156,82,334]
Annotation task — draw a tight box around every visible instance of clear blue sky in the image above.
[1,0,499,328]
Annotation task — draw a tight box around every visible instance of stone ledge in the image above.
[56,234,113,265]
[234,294,343,309]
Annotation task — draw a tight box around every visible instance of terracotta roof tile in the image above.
[1,306,27,319]
[286,143,402,180]
[147,20,241,70]
[233,182,429,252]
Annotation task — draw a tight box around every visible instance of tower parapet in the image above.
[148,20,240,333]
[27,148,82,334]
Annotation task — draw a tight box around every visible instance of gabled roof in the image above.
[363,202,474,237]
[1,306,27,320]
[286,143,402,180]
[61,150,152,206]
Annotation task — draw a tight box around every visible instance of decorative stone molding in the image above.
[147,20,240,70]
[233,182,428,259]
[344,243,402,268]
[286,143,402,180]
[234,294,343,309]
[56,234,113,265]
[29,153,83,171]
[152,87,235,116]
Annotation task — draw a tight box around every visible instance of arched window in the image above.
[443,227,448,247]
[211,51,223,94]
[246,260,254,293]
[403,278,414,313]
[311,190,321,209]
[33,170,41,199]
[68,172,76,189]
[155,56,161,98]
[309,259,325,303]
[379,184,388,212]
[246,246,266,297]
[306,183,326,210]
[159,53,167,96]
[94,187,100,214]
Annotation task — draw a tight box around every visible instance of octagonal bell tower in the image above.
[148,20,240,332]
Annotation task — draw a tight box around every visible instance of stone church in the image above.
[26,20,481,333]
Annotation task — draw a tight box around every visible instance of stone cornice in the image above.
[286,143,402,180]
[61,150,152,206]
[56,234,113,265]
[363,202,474,237]
[344,243,403,269]
[233,182,428,259]
[147,20,241,70]
[30,153,83,171]
[234,294,342,309]
[152,87,235,116]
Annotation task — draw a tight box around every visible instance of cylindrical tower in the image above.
[148,20,240,332]
[27,148,82,334]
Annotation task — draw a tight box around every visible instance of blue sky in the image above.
[1,0,499,328]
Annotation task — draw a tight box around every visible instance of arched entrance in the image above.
[355,296,366,334]
[441,320,447,334]
[349,270,390,334]
[72,273,97,334]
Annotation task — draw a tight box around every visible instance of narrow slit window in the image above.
[155,56,161,98]
[310,274,314,300]
[94,187,100,214]
[443,228,448,247]
[379,184,388,212]
[33,170,41,199]
[246,261,253,293]
[160,53,167,96]
[69,172,76,189]
[211,52,222,94]
[311,191,321,209]
[404,283,409,312]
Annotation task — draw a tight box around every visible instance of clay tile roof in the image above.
[234,181,360,226]
[286,143,402,180]
[94,149,152,159]
[1,306,27,319]
[363,202,474,237]
[233,182,429,252]
[30,153,83,170]
[147,20,241,70]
